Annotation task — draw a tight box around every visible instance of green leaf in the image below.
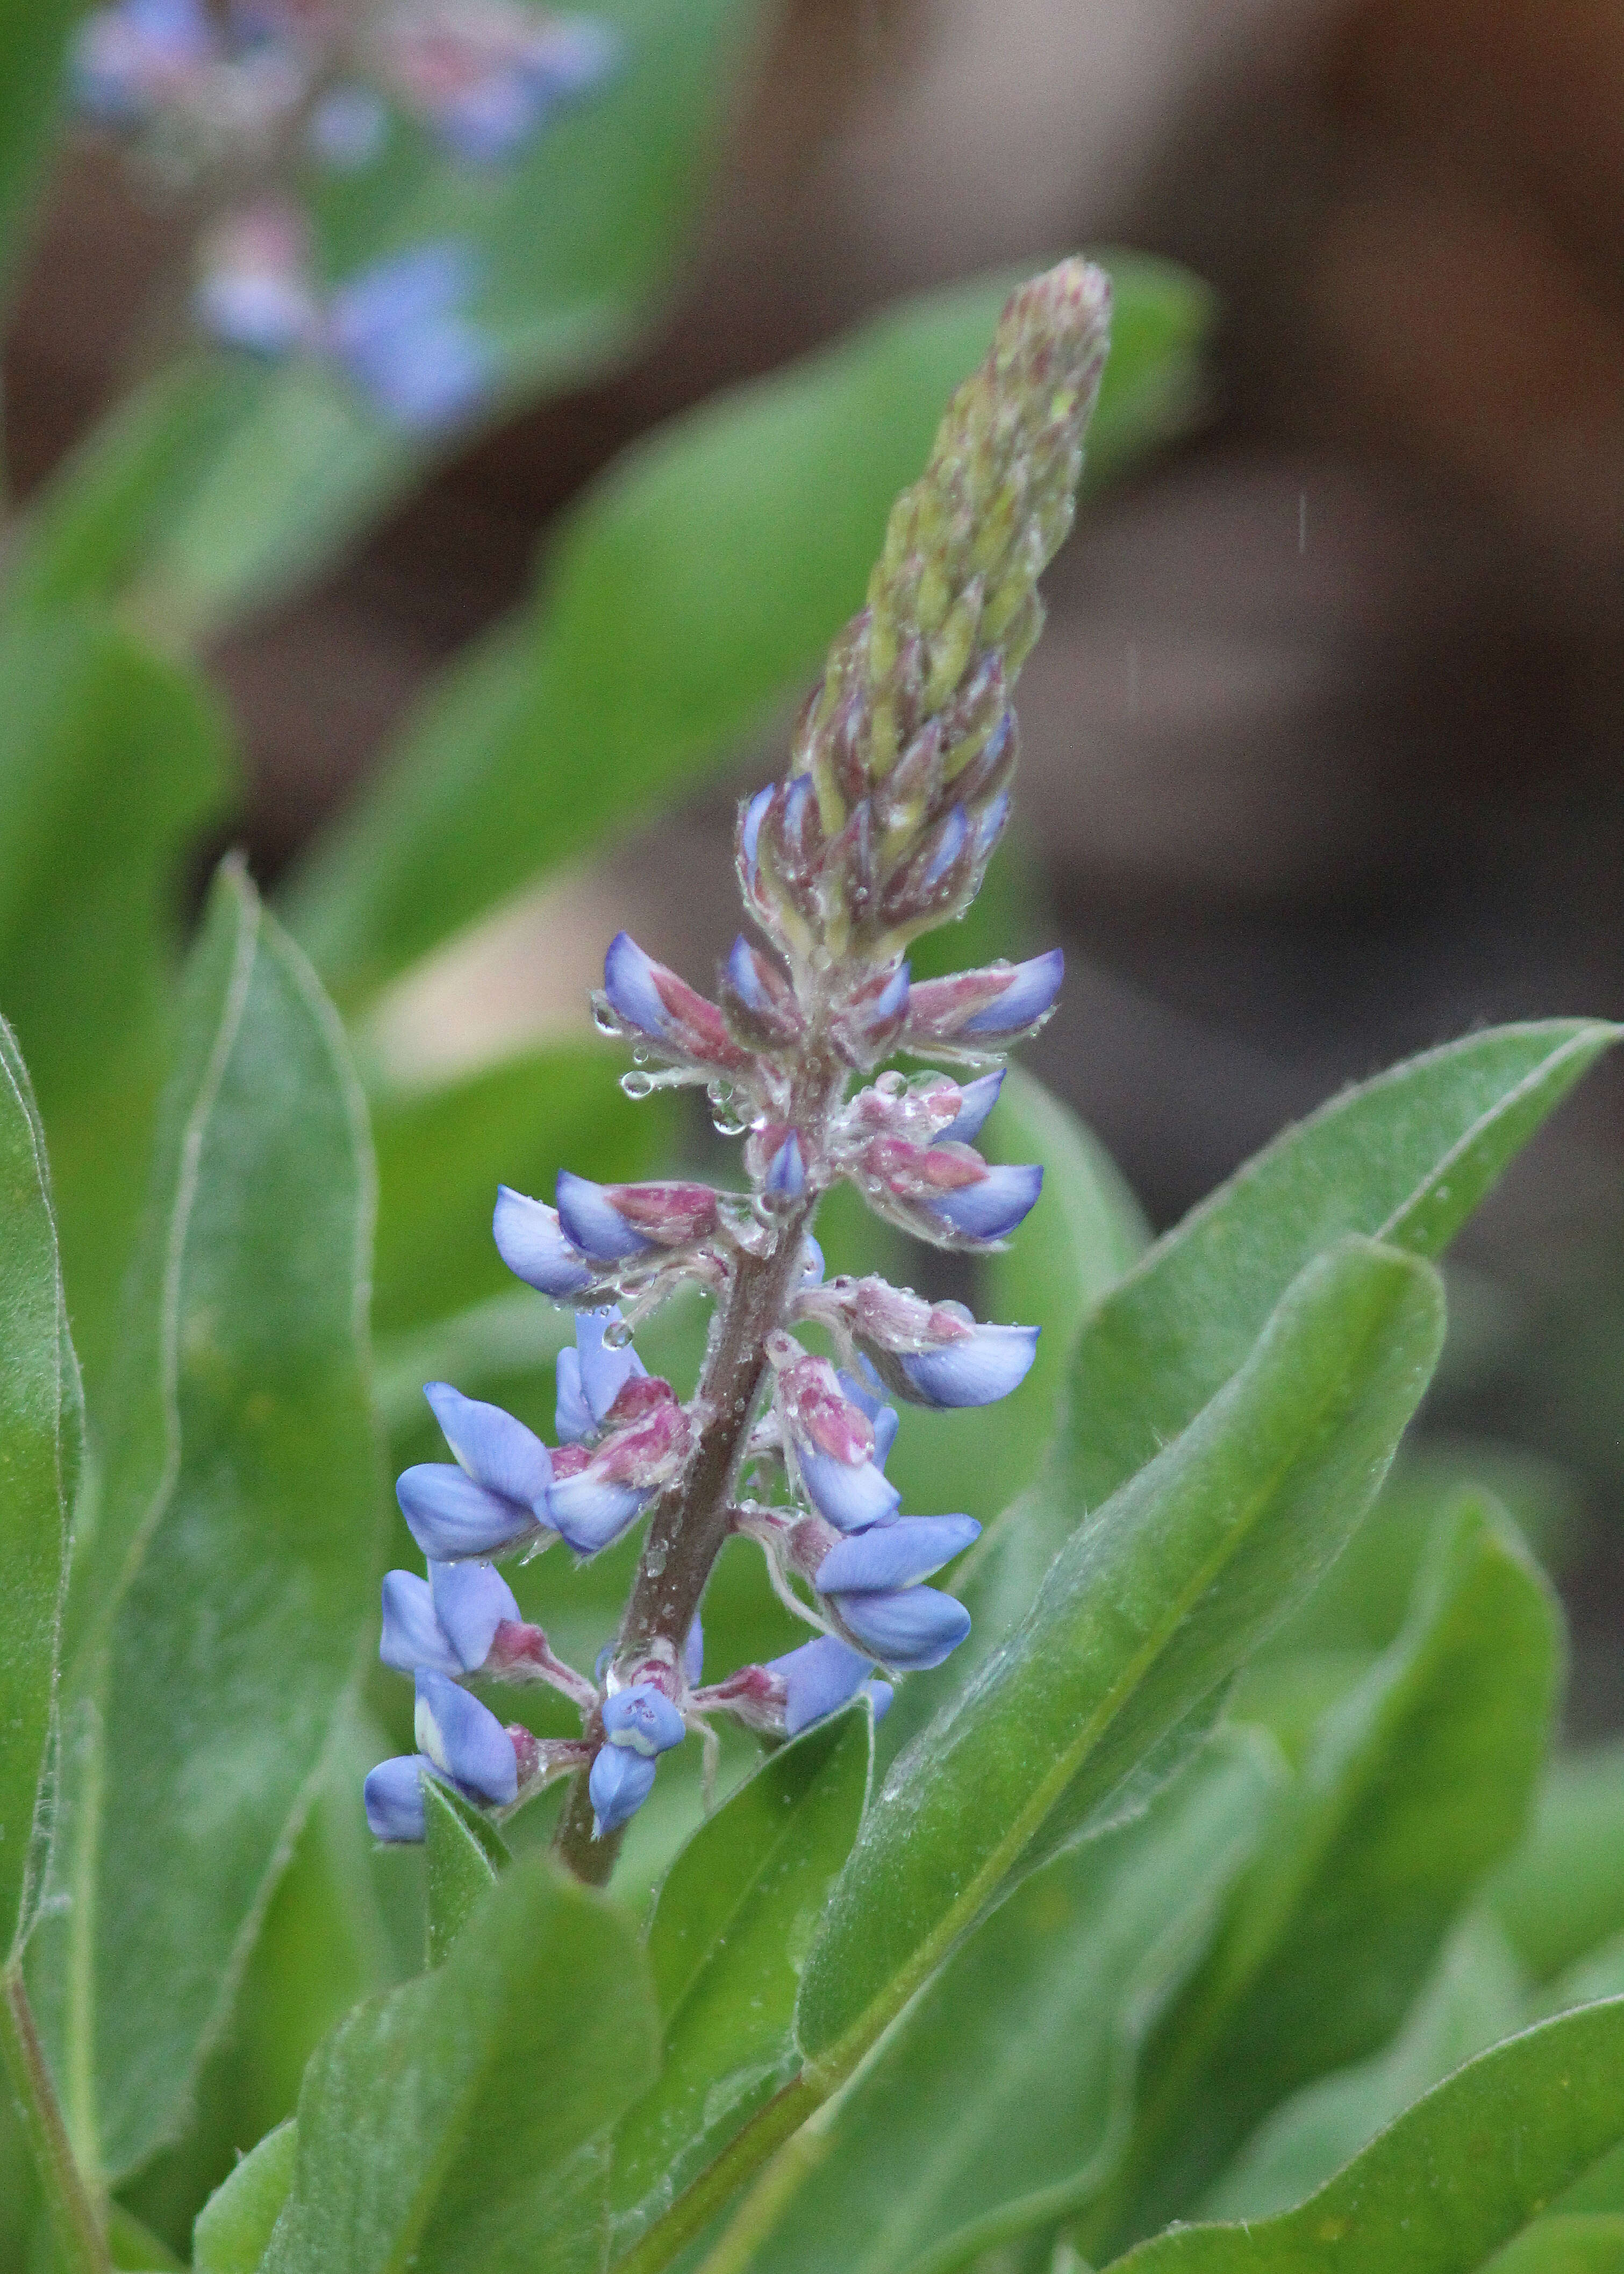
[0,1015,74,1960]
[1487,1743,1624,1986]
[1488,2216,1624,2273]
[12,0,765,641]
[738,1730,1278,2274]
[282,253,1213,1002]
[610,1708,872,2255]
[370,1045,676,1334]
[31,860,381,2184]
[424,1777,510,1968]
[0,0,80,311]
[1196,1913,1530,2225]
[105,2200,185,2269]
[956,1021,1616,1690]
[193,2120,298,2274]
[1084,1494,1560,2250]
[1098,1998,1624,2274]
[262,1856,659,2274]
[795,1236,1444,2087]
[0,609,236,1383]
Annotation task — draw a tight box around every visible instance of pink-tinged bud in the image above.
[900,949,1064,1049]
[831,958,910,1067]
[585,1391,693,1491]
[600,932,751,1071]
[777,1350,901,1532]
[511,1731,593,1800]
[719,935,805,1050]
[853,1137,1042,1249]
[692,1663,788,1737]
[780,1352,876,1466]
[606,1181,721,1249]
[484,1620,598,1708]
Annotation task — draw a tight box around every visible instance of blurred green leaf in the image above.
[104,2201,184,2269]
[192,2121,297,2274]
[795,1237,1443,2093]
[0,609,235,1382]
[610,1707,871,2255]
[30,861,382,2184]
[738,1730,1277,2274]
[0,0,80,313]
[1487,2218,1624,2274]
[1097,1998,1624,2274]
[1195,1912,1528,2225]
[954,1021,1617,1698]
[1084,1495,1559,2251]
[424,1777,509,1967]
[262,1857,659,2274]
[1487,1743,1624,1988]
[0,1016,74,1961]
[282,253,1213,1003]
[9,0,766,640]
[370,1045,676,1334]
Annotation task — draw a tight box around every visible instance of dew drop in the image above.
[622,1071,656,1100]
[593,1003,620,1036]
[631,1046,648,1066]
[604,1320,634,1350]
[644,1541,668,1576]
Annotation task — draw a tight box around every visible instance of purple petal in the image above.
[555,1346,593,1443]
[929,1163,1043,1243]
[765,1635,874,1736]
[380,1571,459,1676]
[430,1562,520,1672]
[766,1132,806,1200]
[740,786,772,879]
[327,241,471,350]
[921,803,968,888]
[832,1586,971,1671]
[795,1443,902,1534]
[893,1322,1040,1408]
[871,960,911,1024]
[834,1368,899,1470]
[590,1742,657,1836]
[414,1670,517,1805]
[546,1472,648,1555]
[575,1308,646,1425]
[725,934,771,1011]
[800,1235,826,1286]
[972,790,1010,862]
[936,1070,1005,1146]
[603,932,670,1038]
[345,314,492,432]
[815,1515,981,1593]
[684,1615,704,1684]
[556,1171,654,1262]
[424,1382,552,1505]
[397,1465,541,1560]
[364,1754,432,1842]
[865,1679,895,1721]
[960,948,1065,1036]
[602,1684,686,1757]
[493,1185,592,1296]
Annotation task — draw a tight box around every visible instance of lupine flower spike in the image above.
[363,260,1113,1876]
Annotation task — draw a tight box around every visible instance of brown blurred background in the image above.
[8,0,1624,1707]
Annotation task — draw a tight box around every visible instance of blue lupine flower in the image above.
[925,1161,1042,1243]
[958,948,1064,1037]
[972,789,1011,862]
[363,1752,435,1842]
[888,1320,1039,1409]
[554,1347,593,1444]
[326,241,493,432]
[814,1514,979,1593]
[397,1382,553,1559]
[546,1472,649,1556]
[936,1069,1004,1145]
[725,933,775,1017]
[602,930,671,1040]
[765,1132,806,1200]
[414,1669,518,1804]
[493,1184,593,1296]
[575,1309,646,1428]
[835,1363,900,1469]
[380,1569,461,1674]
[589,1744,656,1836]
[739,785,772,882]
[432,1560,521,1669]
[831,1585,971,1671]
[427,1380,554,1503]
[764,1635,886,1736]
[869,960,911,1026]
[920,803,968,889]
[602,1684,686,1756]
[307,82,389,168]
[799,1234,826,1286]
[555,1169,655,1262]
[793,1439,900,1534]
[74,0,214,123]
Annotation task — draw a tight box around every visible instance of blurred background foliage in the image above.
[1,0,1621,2266]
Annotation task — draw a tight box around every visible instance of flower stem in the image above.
[0,1962,111,2274]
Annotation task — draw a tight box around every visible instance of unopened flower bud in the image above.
[493,1185,593,1297]
[600,931,750,1072]
[900,949,1064,1050]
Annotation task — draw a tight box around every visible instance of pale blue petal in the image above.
[492,1185,592,1296]
[929,1163,1042,1242]
[556,1171,653,1261]
[960,947,1064,1035]
[936,1070,1005,1146]
[430,1562,520,1672]
[740,786,772,878]
[832,1586,971,1670]
[602,1684,686,1757]
[814,1514,981,1593]
[380,1570,458,1676]
[555,1346,593,1443]
[575,1307,646,1425]
[364,1755,432,1843]
[414,1670,517,1805]
[766,1132,805,1199]
[590,1744,657,1836]
[766,1635,874,1736]
[603,931,670,1038]
[547,1472,648,1555]
[684,1615,704,1684]
[894,1322,1040,1408]
[397,1465,539,1560]
[424,1381,552,1505]
[796,1443,902,1533]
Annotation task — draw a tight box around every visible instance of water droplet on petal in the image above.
[604,1320,634,1350]
[622,1071,655,1100]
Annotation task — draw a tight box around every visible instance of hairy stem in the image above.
[0,1963,111,2274]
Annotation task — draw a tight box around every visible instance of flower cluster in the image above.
[363,258,1114,1869]
[71,0,619,429]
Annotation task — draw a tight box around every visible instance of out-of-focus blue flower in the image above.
[493,1184,593,1297]
[307,82,390,167]
[415,1669,518,1803]
[555,1169,655,1262]
[74,0,216,123]
[831,1585,970,1671]
[889,1320,1039,1409]
[814,1514,979,1593]
[193,203,319,358]
[589,1743,655,1836]
[363,1752,435,1841]
[765,1132,805,1201]
[936,1068,1004,1145]
[326,240,493,431]
[377,4,619,164]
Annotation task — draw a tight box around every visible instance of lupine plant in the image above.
[8,3,1624,2266]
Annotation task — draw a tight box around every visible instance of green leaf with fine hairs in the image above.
[9,0,766,641]
[739,1730,1278,2274]
[609,1707,872,2255]
[423,1777,510,1968]
[262,1858,659,2274]
[1098,1998,1624,2274]
[29,860,382,2184]
[0,0,80,311]
[0,610,235,1384]
[281,253,1213,1003]
[795,1237,1443,2087]
[193,2121,298,2274]
[0,1015,75,1961]
[954,1020,1617,1695]
[1081,1493,1561,2252]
